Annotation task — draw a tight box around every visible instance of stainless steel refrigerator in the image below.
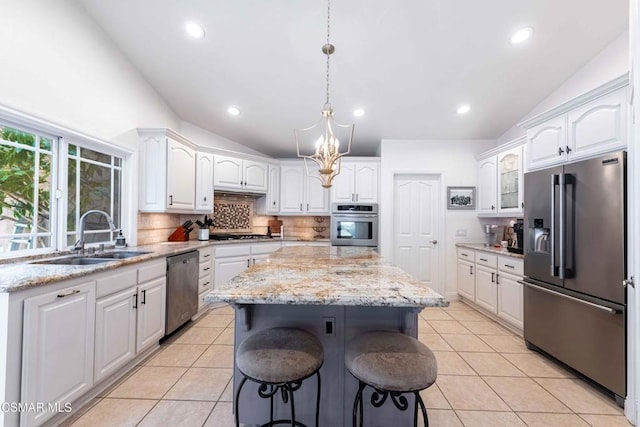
[523,150,626,405]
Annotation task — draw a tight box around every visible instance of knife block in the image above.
[168,227,189,242]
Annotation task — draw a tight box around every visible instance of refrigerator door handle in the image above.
[519,281,620,314]
[558,173,566,279]
[550,174,558,277]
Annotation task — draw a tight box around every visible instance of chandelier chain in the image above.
[325,0,331,106]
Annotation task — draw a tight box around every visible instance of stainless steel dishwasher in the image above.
[166,250,199,335]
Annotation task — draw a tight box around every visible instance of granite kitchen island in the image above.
[205,246,448,426]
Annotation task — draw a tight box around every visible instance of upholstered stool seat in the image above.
[235,327,324,427]
[345,331,437,427]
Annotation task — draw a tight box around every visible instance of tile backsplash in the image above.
[137,194,330,244]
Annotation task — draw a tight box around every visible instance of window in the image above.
[0,121,124,255]
[66,144,122,247]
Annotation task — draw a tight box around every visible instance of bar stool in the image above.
[235,327,324,427]
[345,331,437,427]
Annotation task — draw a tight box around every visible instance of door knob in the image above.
[431,240,438,244]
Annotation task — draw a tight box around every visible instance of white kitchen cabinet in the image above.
[167,138,196,210]
[497,272,523,330]
[475,265,498,314]
[474,253,498,314]
[496,146,524,215]
[214,243,282,286]
[213,155,268,193]
[280,162,330,215]
[136,276,166,352]
[256,164,281,214]
[457,259,475,301]
[567,89,627,160]
[94,287,137,383]
[477,157,497,215]
[22,281,96,427]
[523,83,628,171]
[526,115,567,170]
[195,152,214,212]
[196,247,213,313]
[331,161,379,203]
[497,256,524,329]
[477,140,525,217]
[138,129,198,213]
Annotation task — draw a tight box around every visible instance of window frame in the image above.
[0,104,135,259]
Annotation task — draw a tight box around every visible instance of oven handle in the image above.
[332,214,378,219]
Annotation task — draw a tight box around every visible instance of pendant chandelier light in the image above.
[295,0,354,189]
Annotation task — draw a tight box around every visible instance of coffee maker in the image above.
[508,219,524,254]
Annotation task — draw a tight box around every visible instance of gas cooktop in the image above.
[209,233,272,241]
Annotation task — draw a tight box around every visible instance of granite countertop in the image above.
[456,243,524,259]
[205,246,449,308]
[0,238,330,293]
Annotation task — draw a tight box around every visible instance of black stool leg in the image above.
[270,385,274,426]
[415,391,428,427]
[352,380,366,427]
[315,371,321,427]
[235,376,248,427]
[288,382,296,427]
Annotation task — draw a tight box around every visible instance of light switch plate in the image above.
[456,229,467,237]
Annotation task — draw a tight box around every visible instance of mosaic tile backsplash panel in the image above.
[212,198,252,231]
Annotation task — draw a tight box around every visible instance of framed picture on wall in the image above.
[447,186,476,210]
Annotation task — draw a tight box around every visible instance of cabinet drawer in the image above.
[475,252,497,268]
[199,261,213,278]
[199,247,213,263]
[457,248,474,260]
[498,256,524,276]
[215,244,251,258]
[199,276,212,294]
[138,259,166,283]
[96,268,137,298]
[251,242,282,255]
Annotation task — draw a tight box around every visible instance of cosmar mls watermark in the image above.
[1,402,72,413]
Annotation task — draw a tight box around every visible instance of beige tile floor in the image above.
[65,301,631,426]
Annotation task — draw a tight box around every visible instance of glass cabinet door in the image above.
[497,146,523,214]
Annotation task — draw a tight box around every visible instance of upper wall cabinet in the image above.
[331,159,380,204]
[213,155,268,193]
[521,78,628,171]
[255,164,280,215]
[279,162,330,215]
[477,140,525,217]
[138,129,197,213]
[195,152,214,212]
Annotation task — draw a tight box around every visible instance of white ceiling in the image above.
[75,0,628,157]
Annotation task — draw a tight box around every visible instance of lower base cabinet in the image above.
[21,259,166,426]
[21,281,96,427]
[456,247,524,331]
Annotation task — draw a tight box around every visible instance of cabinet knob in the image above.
[273,201,276,206]
[521,202,524,208]
[169,195,173,206]
[204,196,207,202]
[300,204,303,211]
[558,147,565,156]
[491,272,495,283]
[469,265,473,275]
[566,146,572,153]
[491,205,495,210]
[430,240,438,245]
[307,203,309,211]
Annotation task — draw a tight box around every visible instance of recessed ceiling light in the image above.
[227,106,241,116]
[353,108,366,117]
[185,21,205,39]
[510,27,533,45]
[456,104,471,115]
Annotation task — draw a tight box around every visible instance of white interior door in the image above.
[393,174,443,296]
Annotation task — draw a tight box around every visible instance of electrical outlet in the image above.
[323,317,336,336]
[456,229,467,237]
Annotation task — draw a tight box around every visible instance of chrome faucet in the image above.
[73,210,117,255]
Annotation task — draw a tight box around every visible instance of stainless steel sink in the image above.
[96,251,151,259]
[33,251,152,266]
[35,257,116,266]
